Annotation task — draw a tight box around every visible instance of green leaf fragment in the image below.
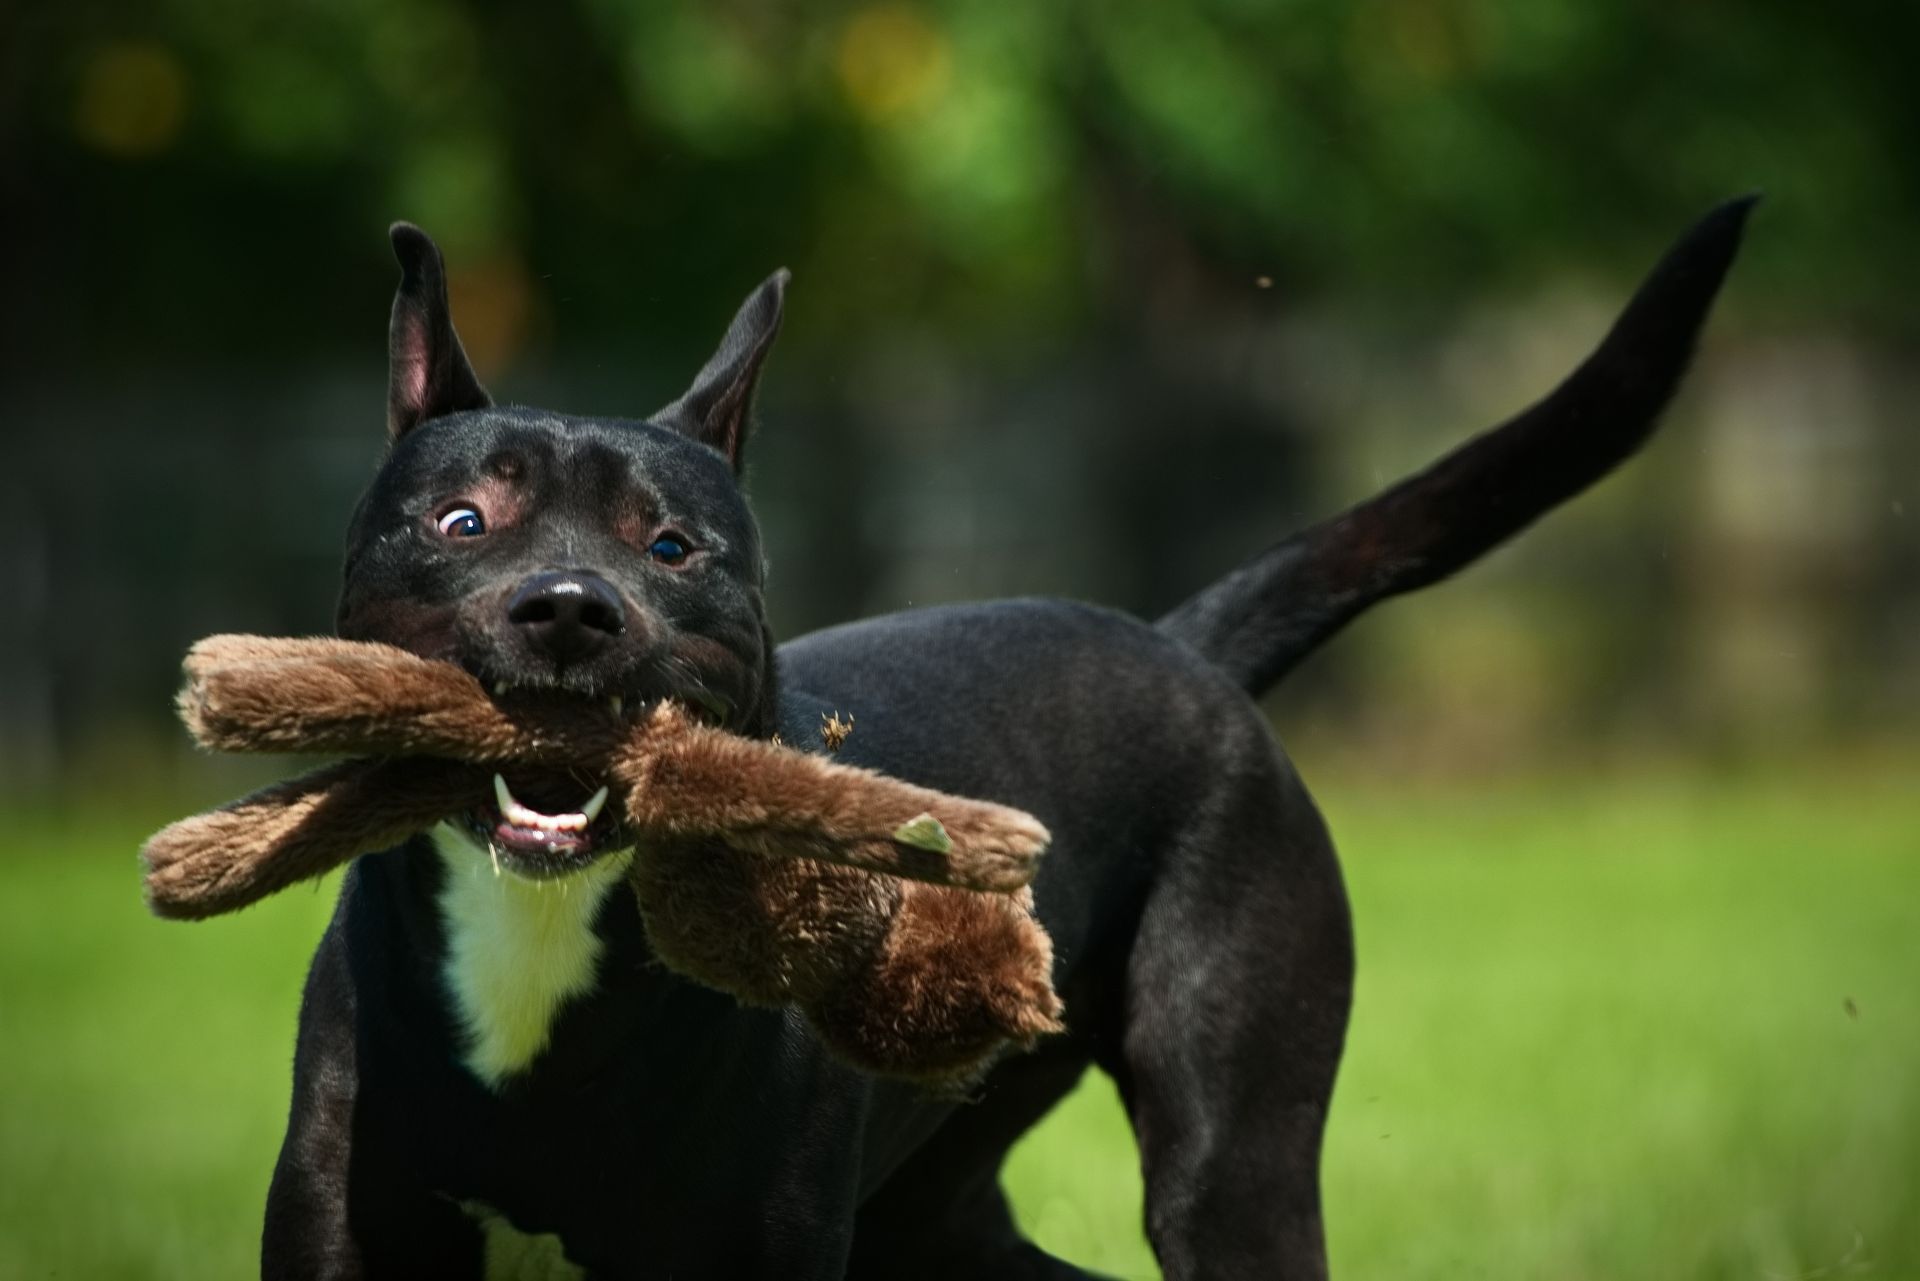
[891,813,952,854]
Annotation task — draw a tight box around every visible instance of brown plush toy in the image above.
[141,636,1063,1083]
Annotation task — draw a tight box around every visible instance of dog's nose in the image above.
[506,571,626,663]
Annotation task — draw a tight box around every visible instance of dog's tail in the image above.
[1158,195,1757,699]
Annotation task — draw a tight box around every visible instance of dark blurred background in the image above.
[4,0,1915,794]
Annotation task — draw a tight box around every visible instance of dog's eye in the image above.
[437,507,486,538]
[648,533,690,564]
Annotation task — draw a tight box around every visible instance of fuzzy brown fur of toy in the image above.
[142,635,1063,1082]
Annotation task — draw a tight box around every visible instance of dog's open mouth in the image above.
[457,761,625,880]
[449,676,718,878]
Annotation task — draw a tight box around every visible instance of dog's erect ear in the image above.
[386,223,492,440]
[654,270,789,473]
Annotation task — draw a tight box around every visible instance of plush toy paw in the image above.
[806,884,1064,1084]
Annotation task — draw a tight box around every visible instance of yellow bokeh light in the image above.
[836,4,951,121]
[73,42,187,158]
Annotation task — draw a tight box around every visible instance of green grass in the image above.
[3,763,1914,1279]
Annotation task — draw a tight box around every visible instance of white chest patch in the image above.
[434,827,634,1089]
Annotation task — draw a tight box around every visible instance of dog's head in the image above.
[335,224,786,873]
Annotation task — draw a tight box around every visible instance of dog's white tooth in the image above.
[496,778,540,828]
[608,695,623,718]
[492,768,604,835]
[493,681,508,696]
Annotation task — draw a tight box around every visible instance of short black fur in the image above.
[264,199,1755,1279]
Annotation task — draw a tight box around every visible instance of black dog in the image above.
[262,199,1753,1279]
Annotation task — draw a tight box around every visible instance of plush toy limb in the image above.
[804,884,1064,1085]
[180,637,1049,893]
[614,704,1049,893]
[139,719,1047,924]
[181,635,628,762]
[141,756,486,920]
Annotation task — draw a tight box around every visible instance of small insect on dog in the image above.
[261,198,1754,1279]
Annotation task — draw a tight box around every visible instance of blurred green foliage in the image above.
[10,0,1919,379]
[3,763,1914,1277]
[7,0,1915,777]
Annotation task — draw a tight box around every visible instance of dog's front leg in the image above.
[261,916,365,1278]
[262,918,484,1279]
